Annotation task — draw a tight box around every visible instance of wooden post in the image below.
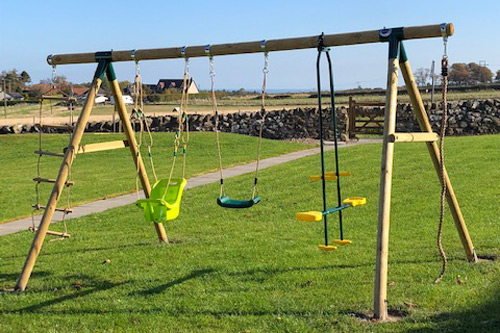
[373,38,400,321]
[348,97,355,140]
[15,60,107,292]
[106,64,168,243]
[399,44,477,262]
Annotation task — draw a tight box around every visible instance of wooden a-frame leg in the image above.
[106,63,168,243]
[15,60,108,292]
[373,38,400,321]
[399,43,477,262]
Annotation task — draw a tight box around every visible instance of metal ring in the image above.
[180,46,187,57]
[131,49,137,61]
[205,44,211,56]
[47,54,53,65]
[379,28,392,38]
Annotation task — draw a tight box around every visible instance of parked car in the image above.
[110,95,134,105]
[95,96,109,104]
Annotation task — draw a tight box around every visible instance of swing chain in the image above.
[51,65,57,89]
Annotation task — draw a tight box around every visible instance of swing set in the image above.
[14,22,478,321]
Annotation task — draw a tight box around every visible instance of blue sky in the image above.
[1,0,498,91]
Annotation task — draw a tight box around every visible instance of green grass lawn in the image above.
[0,132,313,223]
[0,135,498,332]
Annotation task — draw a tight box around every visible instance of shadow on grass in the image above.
[135,268,215,296]
[227,257,449,278]
[15,276,127,314]
[2,241,154,260]
[408,284,500,332]
[0,271,51,287]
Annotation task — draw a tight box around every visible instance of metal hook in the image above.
[440,23,448,59]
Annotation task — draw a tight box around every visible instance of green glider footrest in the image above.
[217,195,261,209]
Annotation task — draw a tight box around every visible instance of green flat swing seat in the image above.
[217,195,261,209]
[136,178,187,223]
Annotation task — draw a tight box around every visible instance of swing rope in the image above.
[132,59,158,199]
[252,41,269,199]
[163,52,190,197]
[209,42,267,203]
[207,47,225,198]
[434,29,449,284]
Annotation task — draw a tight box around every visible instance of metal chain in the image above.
[434,31,449,284]
[51,65,57,89]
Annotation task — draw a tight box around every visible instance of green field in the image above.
[0,134,498,332]
[3,89,498,119]
[0,133,312,223]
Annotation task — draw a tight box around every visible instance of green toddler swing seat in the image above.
[136,178,187,223]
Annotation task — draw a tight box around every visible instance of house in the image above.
[0,91,12,100]
[127,79,199,95]
[7,92,24,100]
[71,87,88,97]
[150,78,199,94]
[77,88,107,101]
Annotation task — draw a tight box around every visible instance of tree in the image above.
[468,62,492,83]
[118,80,132,94]
[20,71,31,84]
[414,68,430,87]
[496,70,500,83]
[448,63,471,85]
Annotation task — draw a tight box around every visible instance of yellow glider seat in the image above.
[296,197,366,222]
[309,171,350,181]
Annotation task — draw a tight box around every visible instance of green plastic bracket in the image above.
[399,42,408,63]
[106,62,117,81]
[93,59,109,80]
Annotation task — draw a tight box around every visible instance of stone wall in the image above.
[2,99,499,138]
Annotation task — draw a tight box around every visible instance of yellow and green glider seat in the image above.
[136,178,187,223]
[296,197,366,222]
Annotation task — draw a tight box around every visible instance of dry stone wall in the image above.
[2,99,499,138]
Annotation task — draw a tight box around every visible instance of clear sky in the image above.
[1,0,498,91]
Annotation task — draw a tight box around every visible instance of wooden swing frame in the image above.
[15,22,477,322]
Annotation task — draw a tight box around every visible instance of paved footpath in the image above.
[0,139,380,236]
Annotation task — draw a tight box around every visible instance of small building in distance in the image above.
[144,78,199,94]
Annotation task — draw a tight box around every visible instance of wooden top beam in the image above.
[48,23,453,66]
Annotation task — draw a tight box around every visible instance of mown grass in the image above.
[0,135,498,332]
[0,132,313,223]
